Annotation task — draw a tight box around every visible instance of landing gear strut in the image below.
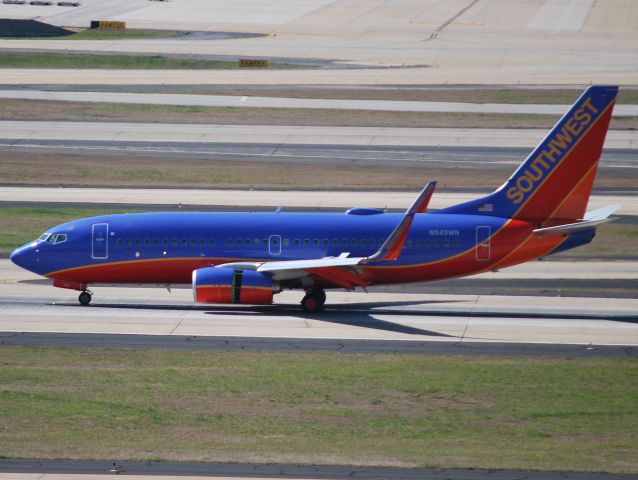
[78,290,92,306]
[301,288,326,313]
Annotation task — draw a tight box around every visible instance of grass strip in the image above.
[1,99,637,129]
[1,206,636,259]
[0,52,303,69]
[0,207,137,254]
[0,347,636,472]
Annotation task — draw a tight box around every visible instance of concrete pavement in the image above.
[2,186,636,215]
[1,121,636,149]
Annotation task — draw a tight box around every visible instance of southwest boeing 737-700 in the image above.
[10,86,620,312]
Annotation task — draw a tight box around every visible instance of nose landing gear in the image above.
[78,290,92,306]
[301,288,326,313]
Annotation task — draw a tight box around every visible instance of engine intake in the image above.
[192,267,274,305]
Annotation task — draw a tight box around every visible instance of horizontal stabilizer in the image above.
[533,204,621,235]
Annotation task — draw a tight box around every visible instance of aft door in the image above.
[475,226,491,261]
[92,223,109,259]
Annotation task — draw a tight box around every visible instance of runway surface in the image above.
[3,186,636,215]
[2,261,636,349]
[2,121,637,149]
[2,89,638,115]
[1,459,636,480]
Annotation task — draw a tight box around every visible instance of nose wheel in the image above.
[78,291,92,306]
[301,288,326,313]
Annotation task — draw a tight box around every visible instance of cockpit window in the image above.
[45,234,67,244]
[38,233,51,242]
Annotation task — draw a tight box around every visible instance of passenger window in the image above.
[323,239,329,246]
[163,238,169,246]
[190,239,196,247]
[453,240,460,247]
[246,239,252,247]
[200,239,206,247]
[126,239,132,246]
[351,239,357,246]
[283,239,289,247]
[425,239,431,247]
[444,240,450,247]
[209,239,216,246]
[144,238,150,246]
[304,239,310,247]
[416,239,422,247]
[332,239,338,246]
[360,239,366,246]
[154,238,160,247]
[135,238,141,246]
[435,240,441,247]
[313,239,319,246]
[342,239,348,246]
[272,238,279,246]
[116,238,122,246]
[294,239,300,247]
[407,239,413,245]
[181,239,187,247]
[237,239,242,246]
[227,239,233,246]
[172,239,178,247]
[253,238,260,246]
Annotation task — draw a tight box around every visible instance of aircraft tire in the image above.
[78,291,92,306]
[301,291,323,313]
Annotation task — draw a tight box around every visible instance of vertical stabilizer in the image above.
[436,86,618,224]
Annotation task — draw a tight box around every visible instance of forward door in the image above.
[92,223,109,259]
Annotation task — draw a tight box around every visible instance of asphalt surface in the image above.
[1,332,634,358]
[1,139,635,172]
[1,459,635,479]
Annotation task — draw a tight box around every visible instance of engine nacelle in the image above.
[192,267,274,305]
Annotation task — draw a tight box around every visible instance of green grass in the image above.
[0,28,182,41]
[0,347,636,472]
[0,207,136,254]
[0,52,304,69]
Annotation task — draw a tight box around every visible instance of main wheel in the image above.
[301,291,322,313]
[78,291,92,306]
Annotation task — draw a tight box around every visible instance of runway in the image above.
[1,1,637,85]
[2,89,638,115]
[1,261,636,350]
[1,459,636,480]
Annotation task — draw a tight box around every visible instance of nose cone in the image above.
[10,242,38,273]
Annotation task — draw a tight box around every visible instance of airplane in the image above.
[10,85,620,313]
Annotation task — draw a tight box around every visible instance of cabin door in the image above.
[92,223,109,259]
[268,234,282,256]
[475,226,491,261]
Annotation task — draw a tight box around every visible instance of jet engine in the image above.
[192,267,275,305]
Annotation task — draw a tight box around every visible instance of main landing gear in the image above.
[301,288,326,313]
[78,290,92,306]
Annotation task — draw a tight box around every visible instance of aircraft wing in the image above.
[214,181,436,289]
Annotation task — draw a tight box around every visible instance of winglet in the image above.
[364,182,435,262]
[414,181,437,213]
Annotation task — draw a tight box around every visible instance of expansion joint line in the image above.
[429,0,481,40]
